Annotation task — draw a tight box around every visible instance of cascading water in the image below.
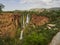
[20,15,25,40]
[23,15,25,28]
[26,14,29,24]
[19,29,24,40]
[19,14,30,40]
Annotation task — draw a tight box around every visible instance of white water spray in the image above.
[26,14,29,24]
[19,30,24,40]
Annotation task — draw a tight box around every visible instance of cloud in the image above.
[20,0,53,4]
[20,0,60,8]
[42,0,53,3]
[19,0,54,8]
[41,0,53,5]
[1,0,60,11]
[20,0,41,4]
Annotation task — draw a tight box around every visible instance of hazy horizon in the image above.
[0,0,60,11]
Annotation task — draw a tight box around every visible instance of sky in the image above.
[0,0,60,11]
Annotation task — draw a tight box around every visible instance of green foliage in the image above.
[0,3,4,13]
[0,9,60,45]
[20,25,59,45]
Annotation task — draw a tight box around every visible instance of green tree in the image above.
[0,3,4,13]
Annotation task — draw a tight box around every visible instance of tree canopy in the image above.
[0,3,4,13]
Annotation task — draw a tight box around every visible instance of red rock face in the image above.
[0,13,20,38]
[31,15,49,26]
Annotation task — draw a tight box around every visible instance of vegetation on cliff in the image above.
[0,8,60,45]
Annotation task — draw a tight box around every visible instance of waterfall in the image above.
[26,14,29,24]
[49,32,60,45]
[19,14,30,40]
[19,30,24,40]
[19,15,25,40]
[20,15,25,40]
[23,15,25,28]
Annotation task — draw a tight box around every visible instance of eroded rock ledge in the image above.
[0,13,20,38]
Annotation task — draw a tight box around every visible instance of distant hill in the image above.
[48,7,60,10]
[29,7,60,12]
[50,7,60,10]
[29,8,45,12]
